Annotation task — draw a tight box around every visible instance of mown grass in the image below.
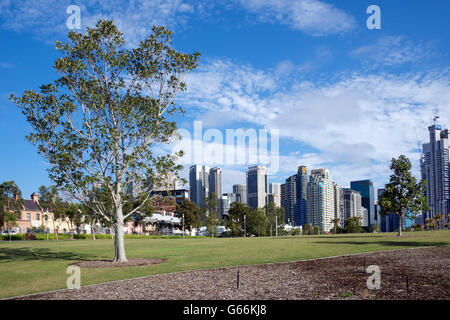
[0,230,449,299]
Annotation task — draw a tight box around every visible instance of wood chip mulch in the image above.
[12,246,450,300]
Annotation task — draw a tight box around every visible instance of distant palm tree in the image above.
[331,218,340,234]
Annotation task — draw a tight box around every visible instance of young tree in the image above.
[0,181,23,233]
[11,20,200,262]
[247,208,268,237]
[175,199,201,233]
[202,193,220,237]
[264,202,284,237]
[331,218,340,234]
[344,217,362,233]
[4,212,17,242]
[226,202,248,237]
[378,155,428,237]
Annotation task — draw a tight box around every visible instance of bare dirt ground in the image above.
[13,246,450,300]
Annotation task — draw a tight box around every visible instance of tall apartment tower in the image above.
[343,189,363,224]
[421,123,450,222]
[233,184,247,204]
[350,180,376,226]
[307,169,334,232]
[281,166,309,226]
[281,183,287,221]
[333,182,344,228]
[246,165,268,209]
[284,175,297,224]
[209,167,222,198]
[189,165,210,207]
[295,166,309,226]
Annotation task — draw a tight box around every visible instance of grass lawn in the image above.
[1,230,449,299]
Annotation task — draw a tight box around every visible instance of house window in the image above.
[27,213,31,220]
[44,215,48,221]
[36,213,40,220]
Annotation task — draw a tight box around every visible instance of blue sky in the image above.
[0,0,449,198]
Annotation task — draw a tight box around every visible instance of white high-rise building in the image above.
[189,165,210,207]
[246,165,267,209]
[233,184,247,204]
[343,189,364,225]
[421,123,450,222]
[307,169,334,232]
[269,183,281,207]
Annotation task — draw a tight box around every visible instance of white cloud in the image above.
[352,36,436,67]
[0,0,200,45]
[235,0,355,35]
[179,58,450,188]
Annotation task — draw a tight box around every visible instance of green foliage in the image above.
[378,155,428,236]
[246,208,268,237]
[264,202,285,236]
[202,193,220,237]
[0,181,23,230]
[175,199,201,231]
[226,202,250,237]
[344,217,362,233]
[302,224,312,235]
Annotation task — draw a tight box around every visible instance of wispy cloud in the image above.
[0,0,199,45]
[234,0,356,36]
[352,36,436,68]
[179,58,450,188]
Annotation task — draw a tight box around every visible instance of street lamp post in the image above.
[276,215,278,237]
[244,214,246,238]
[182,213,185,239]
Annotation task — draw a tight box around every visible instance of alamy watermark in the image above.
[366,265,381,290]
[66,5,81,30]
[66,265,81,289]
[366,5,381,30]
[173,121,280,174]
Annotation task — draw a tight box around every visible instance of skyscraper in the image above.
[281,166,309,226]
[350,180,376,226]
[294,166,309,226]
[246,165,268,209]
[209,167,222,198]
[189,165,210,207]
[307,169,334,232]
[421,123,450,222]
[233,184,247,204]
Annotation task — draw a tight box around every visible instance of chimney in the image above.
[31,192,38,203]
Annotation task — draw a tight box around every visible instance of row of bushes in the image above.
[0,233,205,241]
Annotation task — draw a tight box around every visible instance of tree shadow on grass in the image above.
[312,241,449,247]
[0,247,95,262]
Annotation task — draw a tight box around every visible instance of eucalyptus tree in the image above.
[378,155,428,237]
[11,20,200,262]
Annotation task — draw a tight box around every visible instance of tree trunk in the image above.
[91,221,96,240]
[113,207,127,263]
[397,214,402,237]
